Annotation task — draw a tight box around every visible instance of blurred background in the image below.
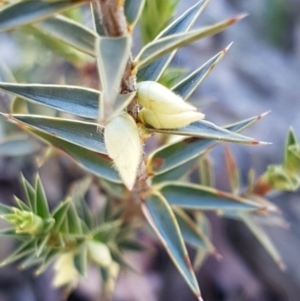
[1,0,300,300]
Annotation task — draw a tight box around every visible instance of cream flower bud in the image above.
[138,108,204,129]
[104,112,142,190]
[52,252,79,288]
[87,240,112,268]
[137,81,196,114]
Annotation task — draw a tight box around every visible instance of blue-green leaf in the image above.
[239,212,285,270]
[147,120,261,144]
[0,83,100,119]
[34,15,97,56]
[135,14,244,69]
[150,113,268,182]
[96,35,132,120]
[25,127,120,183]
[4,115,107,154]
[0,134,40,157]
[158,182,261,210]
[171,44,230,100]
[142,192,201,299]
[137,0,210,81]
[174,208,214,251]
[125,0,145,29]
[0,0,86,32]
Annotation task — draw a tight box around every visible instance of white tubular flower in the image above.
[138,108,205,129]
[87,240,112,268]
[52,252,79,288]
[104,112,142,190]
[137,81,197,114]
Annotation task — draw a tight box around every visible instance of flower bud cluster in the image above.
[6,208,43,235]
[137,81,204,129]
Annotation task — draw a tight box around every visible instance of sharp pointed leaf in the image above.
[147,120,260,144]
[224,146,240,194]
[0,202,14,215]
[34,15,97,56]
[174,208,214,251]
[198,157,214,187]
[52,200,71,232]
[0,240,35,267]
[142,192,201,299]
[149,113,267,181]
[35,175,50,218]
[137,0,210,81]
[171,44,230,100]
[0,0,86,32]
[158,182,261,210]
[66,202,83,235]
[124,0,145,29]
[240,212,285,270]
[0,83,100,119]
[21,174,36,211]
[135,14,245,69]
[97,36,132,119]
[36,235,50,257]
[74,245,88,276]
[14,196,31,211]
[151,158,198,184]
[5,115,107,154]
[0,228,29,241]
[22,127,121,183]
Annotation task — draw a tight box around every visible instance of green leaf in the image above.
[19,253,43,270]
[171,44,230,100]
[125,0,145,29]
[0,202,14,215]
[74,245,88,276]
[21,174,36,211]
[14,196,31,211]
[34,15,97,56]
[0,228,30,241]
[174,208,214,251]
[151,158,198,184]
[135,14,245,69]
[35,175,50,218]
[36,235,50,257]
[148,120,262,175]
[25,127,121,183]
[137,0,209,81]
[158,182,261,210]
[0,0,86,32]
[150,113,267,182]
[72,177,93,229]
[284,128,300,176]
[52,200,71,232]
[0,239,35,267]
[96,35,132,120]
[0,134,40,157]
[0,83,100,119]
[5,115,107,154]
[66,201,83,235]
[142,192,201,299]
[147,120,261,144]
[239,212,285,270]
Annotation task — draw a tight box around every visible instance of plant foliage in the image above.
[0,0,297,300]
